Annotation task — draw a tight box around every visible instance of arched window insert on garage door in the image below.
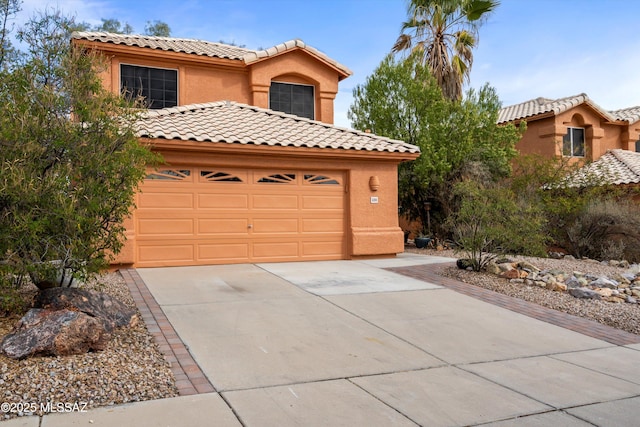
[256,173,341,185]
[304,174,340,185]
[258,173,297,184]
[200,171,243,182]
[145,169,191,180]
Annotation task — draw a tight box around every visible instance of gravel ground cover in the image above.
[407,247,640,336]
[0,272,178,421]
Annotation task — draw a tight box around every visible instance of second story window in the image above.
[563,127,585,157]
[121,64,178,109]
[269,82,314,120]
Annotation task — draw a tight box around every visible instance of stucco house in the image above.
[498,93,640,162]
[71,32,419,267]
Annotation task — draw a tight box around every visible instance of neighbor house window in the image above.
[269,82,314,120]
[121,64,178,109]
[635,139,640,152]
[563,127,585,157]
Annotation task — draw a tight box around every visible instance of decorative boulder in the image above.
[1,309,110,359]
[34,288,138,332]
[568,287,602,300]
[1,288,138,359]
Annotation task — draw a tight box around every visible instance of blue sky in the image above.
[18,0,640,128]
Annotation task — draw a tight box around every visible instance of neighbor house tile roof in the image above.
[610,106,640,124]
[136,101,420,155]
[71,32,352,77]
[497,93,618,124]
[567,149,640,186]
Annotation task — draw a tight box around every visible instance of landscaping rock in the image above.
[1,309,110,359]
[517,261,540,273]
[589,277,618,289]
[485,262,501,275]
[569,287,602,300]
[34,288,138,332]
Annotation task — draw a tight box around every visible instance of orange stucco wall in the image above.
[516,105,629,162]
[77,41,341,124]
[114,143,408,264]
[74,39,414,265]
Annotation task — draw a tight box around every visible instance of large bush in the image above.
[566,198,640,262]
[0,11,157,297]
[509,152,640,261]
[448,180,547,271]
[348,54,523,238]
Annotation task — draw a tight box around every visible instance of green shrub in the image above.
[566,198,640,262]
[448,181,547,271]
[0,275,28,316]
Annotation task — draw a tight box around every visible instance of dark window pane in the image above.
[563,132,571,156]
[269,82,314,119]
[120,64,177,109]
[573,128,585,157]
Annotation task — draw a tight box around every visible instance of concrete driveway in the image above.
[35,253,640,426]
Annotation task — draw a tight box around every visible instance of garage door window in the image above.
[146,169,191,180]
[304,174,340,185]
[258,173,297,184]
[200,171,243,182]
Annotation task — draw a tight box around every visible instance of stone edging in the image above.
[388,262,640,346]
[120,268,216,396]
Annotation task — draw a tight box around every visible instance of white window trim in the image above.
[563,126,585,158]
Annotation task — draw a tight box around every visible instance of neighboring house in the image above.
[498,93,640,162]
[71,32,420,267]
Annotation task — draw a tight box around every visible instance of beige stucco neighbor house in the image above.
[498,93,640,162]
[71,32,420,267]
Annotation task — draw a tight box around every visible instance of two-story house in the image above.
[498,93,640,162]
[71,32,419,267]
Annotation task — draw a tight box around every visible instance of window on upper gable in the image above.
[121,64,178,109]
[269,81,314,120]
[562,127,585,157]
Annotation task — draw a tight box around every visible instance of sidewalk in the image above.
[11,253,640,426]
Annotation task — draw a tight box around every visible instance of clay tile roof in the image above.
[72,31,254,59]
[71,32,352,77]
[567,149,640,186]
[610,106,640,124]
[136,101,419,155]
[498,93,617,124]
[242,39,352,77]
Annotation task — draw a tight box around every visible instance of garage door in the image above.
[134,167,346,267]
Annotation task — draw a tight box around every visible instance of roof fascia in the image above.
[141,138,420,162]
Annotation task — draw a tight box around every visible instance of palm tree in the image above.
[393,0,498,101]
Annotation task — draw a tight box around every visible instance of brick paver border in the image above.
[120,268,216,396]
[388,262,640,346]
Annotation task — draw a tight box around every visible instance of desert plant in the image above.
[448,180,547,271]
[566,198,640,262]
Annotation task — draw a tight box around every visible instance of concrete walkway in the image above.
[13,253,640,426]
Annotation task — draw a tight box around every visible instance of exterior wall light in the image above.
[369,176,380,191]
